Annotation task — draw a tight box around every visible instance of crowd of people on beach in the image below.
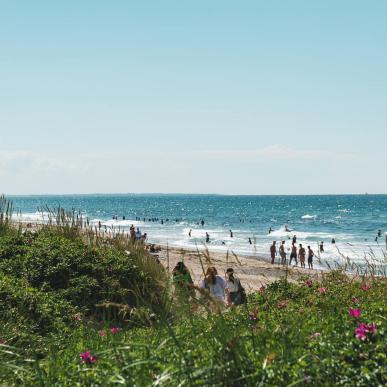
[172,262,247,307]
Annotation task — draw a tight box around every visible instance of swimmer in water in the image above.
[230,230,233,238]
[188,229,192,237]
[269,227,273,234]
[319,241,324,252]
[206,232,210,243]
[248,237,252,245]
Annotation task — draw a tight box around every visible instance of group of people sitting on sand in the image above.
[172,262,247,307]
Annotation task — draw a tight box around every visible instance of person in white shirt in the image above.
[200,266,226,302]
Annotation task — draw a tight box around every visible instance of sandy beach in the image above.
[156,245,323,292]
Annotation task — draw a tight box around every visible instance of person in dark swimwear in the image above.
[331,238,336,244]
[268,227,273,234]
[248,237,252,245]
[292,235,297,244]
[289,243,298,266]
[270,241,277,264]
[319,241,324,252]
[188,229,192,237]
[206,232,210,243]
[230,230,233,238]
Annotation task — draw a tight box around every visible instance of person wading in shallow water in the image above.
[270,241,277,264]
[206,232,210,243]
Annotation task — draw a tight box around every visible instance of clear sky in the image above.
[0,0,386,195]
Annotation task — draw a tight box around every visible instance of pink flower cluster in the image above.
[80,351,97,364]
[360,283,371,291]
[355,323,377,341]
[304,279,313,288]
[110,327,122,335]
[318,287,327,294]
[349,308,361,318]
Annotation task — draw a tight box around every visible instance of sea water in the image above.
[9,194,387,271]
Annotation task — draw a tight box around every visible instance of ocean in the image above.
[9,194,387,270]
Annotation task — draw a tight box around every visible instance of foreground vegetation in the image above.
[0,196,386,386]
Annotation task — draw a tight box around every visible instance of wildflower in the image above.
[355,325,367,341]
[258,285,266,294]
[74,313,82,322]
[360,283,371,291]
[308,332,321,340]
[304,279,313,288]
[352,297,360,304]
[80,351,97,364]
[98,330,107,337]
[349,308,361,318]
[318,287,327,294]
[110,327,122,335]
[355,323,377,341]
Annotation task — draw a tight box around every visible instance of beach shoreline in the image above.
[155,244,324,292]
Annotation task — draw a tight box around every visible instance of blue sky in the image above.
[0,0,386,194]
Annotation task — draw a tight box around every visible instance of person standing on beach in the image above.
[292,235,297,244]
[307,246,314,269]
[319,241,324,252]
[289,243,298,266]
[298,244,306,268]
[270,241,277,264]
[279,241,286,265]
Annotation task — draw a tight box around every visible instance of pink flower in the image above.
[354,323,377,341]
[318,287,327,294]
[80,351,97,364]
[110,327,122,335]
[304,279,313,288]
[365,323,377,334]
[258,286,266,294]
[308,332,321,340]
[98,330,107,337]
[349,308,361,318]
[360,283,371,291]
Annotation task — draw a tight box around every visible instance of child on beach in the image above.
[307,246,314,269]
[298,244,306,268]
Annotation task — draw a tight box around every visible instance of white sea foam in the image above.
[301,214,317,220]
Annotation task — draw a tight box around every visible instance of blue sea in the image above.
[9,194,387,269]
